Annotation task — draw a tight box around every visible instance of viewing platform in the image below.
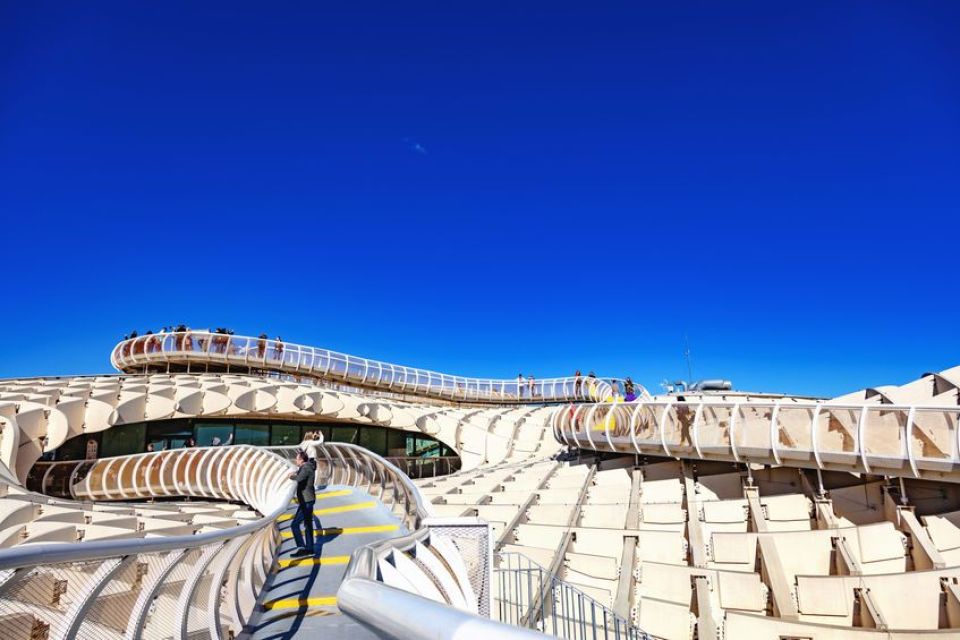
[111,331,643,405]
[556,397,960,483]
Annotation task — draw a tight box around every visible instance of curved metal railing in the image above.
[556,398,960,481]
[496,551,647,639]
[272,444,559,638]
[267,443,430,531]
[111,331,645,404]
[4,440,649,639]
[0,446,295,639]
[328,446,648,639]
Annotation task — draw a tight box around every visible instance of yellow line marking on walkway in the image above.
[316,489,352,500]
[278,501,376,521]
[281,524,399,539]
[278,555,350,569]
[262,596,337,610]
[289,489,352,505]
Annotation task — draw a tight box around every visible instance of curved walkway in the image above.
[555,397,960,482]
[111,331,636,404]
[244,484,407,640]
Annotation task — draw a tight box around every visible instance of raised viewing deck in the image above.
[112,331,642,405]
[557,397,960,482]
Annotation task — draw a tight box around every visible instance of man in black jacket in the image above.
[288,449,317,557]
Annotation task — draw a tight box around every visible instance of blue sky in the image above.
[2,1,958,397]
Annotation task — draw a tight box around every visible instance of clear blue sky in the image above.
[2,2,958,397]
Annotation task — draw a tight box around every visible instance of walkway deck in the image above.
[243,484,408,640]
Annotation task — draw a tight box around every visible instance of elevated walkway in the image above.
[111,331,635,404]
[555,398,960,483]
[244,484,407,639]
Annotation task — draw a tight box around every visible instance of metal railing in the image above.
[386,455,461,479]
[111,331,645,404]
[496,552,647,640]
[268,443,561,638]
[3,441,650,639]
[0,446,295,640]
[556,398,960,482]
[267,443,429,531]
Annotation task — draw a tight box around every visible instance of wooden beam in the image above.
[613,465,642,618]
[745,486,800,620]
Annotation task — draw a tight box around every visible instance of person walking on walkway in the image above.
[288,449,317,557]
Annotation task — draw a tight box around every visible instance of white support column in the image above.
[604,402,620,451]
[692,402,705,459]
[769,401,782,465]
[114,456,136,499]
[811,404,824,469]
[629,403,645,456]
[659,402,675,459]
[583,405,600,451]
[906,406,920,478]
[857,405,872,473]
[728,403,741,462]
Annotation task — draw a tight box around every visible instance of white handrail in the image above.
[111,331,648,405]
[560,399,960,482]
[0,445,294,569]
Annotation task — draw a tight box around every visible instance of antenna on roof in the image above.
[683,334,694,382]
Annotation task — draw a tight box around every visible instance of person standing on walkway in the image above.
[288,449,317,557]
[298,430,324,461]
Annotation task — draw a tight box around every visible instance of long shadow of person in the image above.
[251,491,345,640]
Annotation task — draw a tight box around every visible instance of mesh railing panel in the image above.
[427,521,492,617]
[140,547,204,640]
[495,552,647,640]
[74,557,145,640]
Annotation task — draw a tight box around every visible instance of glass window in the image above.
[271,424,301,446]
[318,425,332,441]
[195,422,235,447]
[331,425,358,444]
[57,434,93,461]
[408,436,442,457]
[235,422,270,446]
[359,427,387,456]
[147,437,169,452]
[101,423,146,457]
[386,430,407,456]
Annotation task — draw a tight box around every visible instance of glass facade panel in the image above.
[235,422,270,446]
[409,436,441,457]
[57,434,95,460]
[359,427,387,455]
[195,422,235,447]
[386,430,406,456]
[331,425,359,444]
[100,423,146,457]
[271,423,301,446]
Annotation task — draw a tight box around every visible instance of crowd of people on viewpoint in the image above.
[119,326,286,360]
